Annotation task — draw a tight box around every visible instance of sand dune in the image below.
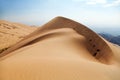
[0,17,120,80]
[0,20,37,53]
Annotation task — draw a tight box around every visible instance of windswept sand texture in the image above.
[0,17,120,80]
[0,20,37,53]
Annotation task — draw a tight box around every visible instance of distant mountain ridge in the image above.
[99,33,120,46]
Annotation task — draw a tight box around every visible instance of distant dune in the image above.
[0,17,120,80]
[0,20,37,53]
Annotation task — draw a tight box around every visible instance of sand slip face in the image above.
[0,17,120,80]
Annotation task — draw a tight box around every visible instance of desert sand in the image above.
[0,17,120,80]
[0,20,37,53]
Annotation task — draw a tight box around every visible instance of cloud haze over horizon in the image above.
[0,0,120,30]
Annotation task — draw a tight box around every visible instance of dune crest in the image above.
[0,17,114,64]
[0,17,120,80]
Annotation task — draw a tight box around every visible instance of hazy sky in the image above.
[0,0,120,29]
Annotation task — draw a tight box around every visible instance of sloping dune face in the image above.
[0,20,37,53]
[0,17,120,80]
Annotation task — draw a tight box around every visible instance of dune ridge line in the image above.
[0,16,114,64]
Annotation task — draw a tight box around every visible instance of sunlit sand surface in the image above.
[0,17,120,80]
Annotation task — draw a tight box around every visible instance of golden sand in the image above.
[0,17,120,80]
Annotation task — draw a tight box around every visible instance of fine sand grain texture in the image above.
[0,17,120,80]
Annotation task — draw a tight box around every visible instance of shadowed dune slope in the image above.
[0,17,120,80]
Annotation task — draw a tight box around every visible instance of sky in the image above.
[0,0,120,35]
